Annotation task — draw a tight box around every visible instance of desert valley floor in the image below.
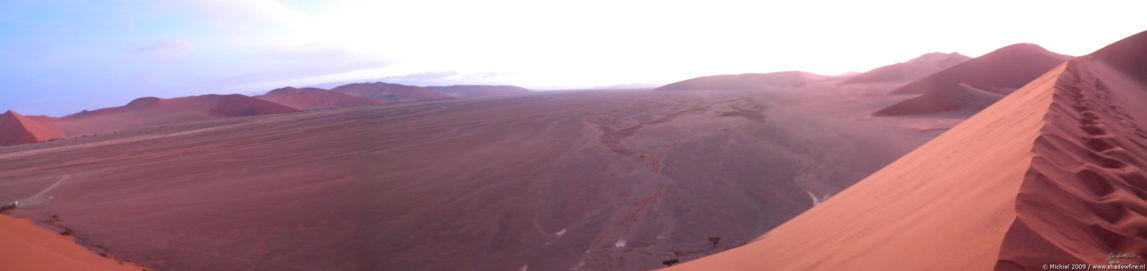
[0,79,960,270]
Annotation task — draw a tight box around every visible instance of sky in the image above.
[1,0,1146,116]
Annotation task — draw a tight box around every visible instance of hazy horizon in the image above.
[2,0,1146,116]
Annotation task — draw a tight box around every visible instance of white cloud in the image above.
[135,0,1147,89]
[131,40,195,61]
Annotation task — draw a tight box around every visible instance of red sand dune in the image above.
[256,87,388,110]
[331,82,454,102]
[840,52,970,84]
[873,82,1004,116]
[58,94,298,135]
[425,85,532,98]
[653,71,829,91]
[667,30,1147,271]
[891,43,1071,95]
[0,111,65,146]
[0,215,141,271]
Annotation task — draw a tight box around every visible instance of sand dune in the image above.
[0,214,142,271]
[995,30,1147,270]
[331,82,454,102]
[256,87,388,110]
[1,94,301,147]
[653,71,830,91]
[840,52,969,84]
[0,111,65,146]
[425,85,532,98]
[56,94,298,136]
[667,30,1147,271]
[891,43,1070,95]
[873,82,1004,116]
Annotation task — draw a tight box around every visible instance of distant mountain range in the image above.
[0,82,533,146]
[653,71,830,91]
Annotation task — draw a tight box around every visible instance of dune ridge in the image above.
[664,62,1063,271]
[666,30,1147,271]
[995,31,1147,269]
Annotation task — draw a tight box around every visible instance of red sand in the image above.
[667,30,1147,271]
[331,82,454,102]
[995,30,1147,269]
[891,43,1071,95]
[653,71,829,91]
[0,111,65,146]
[0,215,141,271]
[840,52,969,84]
[425,85,532,98]
[256,87,388,110]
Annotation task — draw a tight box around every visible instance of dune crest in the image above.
[995,30,1147,270]
[668,30,1147,271]
[665,62,1063,271]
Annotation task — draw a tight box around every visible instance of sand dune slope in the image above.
[0,215,140,271]
[666,62,1063,271]
[0,111,65,146]
[995,30,1147,270]
[873,83,1005,116]
[668,30,1147,271]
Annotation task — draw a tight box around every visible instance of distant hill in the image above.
[57,94,298,136]
[653,71,829,91]
[256,87,388,110]
[331,82,453,102]
[891,43,1071,95]
[840,52,970,84]
[425,85,532,98]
